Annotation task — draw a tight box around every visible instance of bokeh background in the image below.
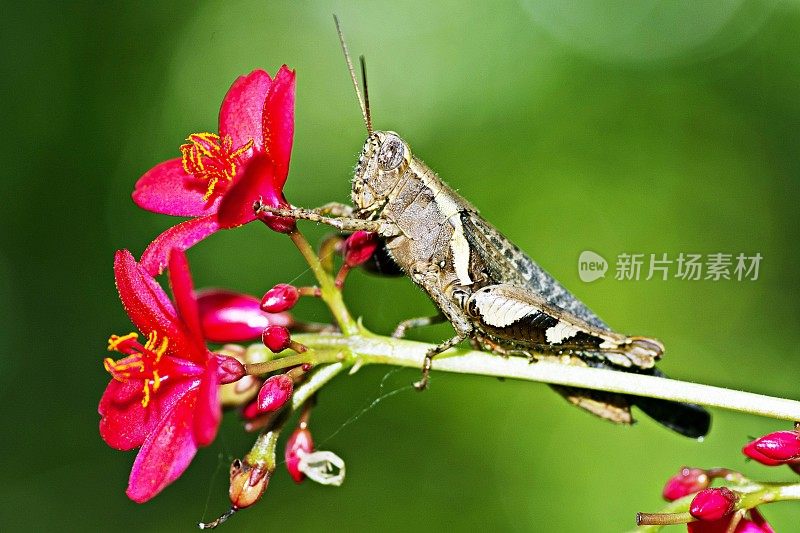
[3,1,799,531]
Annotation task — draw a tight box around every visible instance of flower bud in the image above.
[198,289,292,343]
[262,325,291,353]
[228,458,271,509]
[344,231,379,267]
[662,467,709,501]
[256,374,293,413]
[751,430,800,462]
[216,354,246,384]
[261,284,300,313]
[285,427,314,483]
[241,399,262,420]
[690,488,738,521]
[743,441,785,466]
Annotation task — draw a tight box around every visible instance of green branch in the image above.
[244,332,800,423]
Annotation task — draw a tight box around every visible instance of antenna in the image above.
[333,15,373,134]
[359,55,372,133]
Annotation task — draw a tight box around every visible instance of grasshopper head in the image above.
[351,130,411,213]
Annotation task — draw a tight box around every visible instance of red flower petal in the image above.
[219,70,272,153]
[166,249,205,360]
[98,375,200,450]
[197,289,292,343]
[140,215,220,276]
[217,154,285,227]
[193,355,221,446]
[126,389,200,503]
[262,65,295,179]
[114,250,191,358]
[132,158,222,217]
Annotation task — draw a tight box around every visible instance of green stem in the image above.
[291,362,346,410]
[634,481,800,532]
[245,349,346,376]
[246,426,282,471]
[276,332,800,422]
[288,230,358,336]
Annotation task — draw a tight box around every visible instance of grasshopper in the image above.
[257,18,710,438]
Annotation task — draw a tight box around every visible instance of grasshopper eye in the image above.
[378,134,405,171]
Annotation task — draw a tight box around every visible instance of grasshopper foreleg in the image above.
[255,203,400,237]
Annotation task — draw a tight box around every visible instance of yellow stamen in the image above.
[107,332,138,351]
[202,177,219,201]
[179,131,254,201]
[103,330,171,407]
[154,335,168,362]
[141,380,151,407]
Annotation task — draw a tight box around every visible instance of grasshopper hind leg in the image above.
[414,332,468,390]
[392,313,446,339]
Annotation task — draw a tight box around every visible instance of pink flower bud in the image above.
[690,488,738,522]
[262,325,292,353]
[285,427,314,483]
[344,231,379,266]
[256,374,293,413]
[197,289,292,343]
[215,354,246,384]
[751,430,800,462]
[260,284,300,313]
[662,467,709,501]
[241,399,261,421]
[743,441,786,466]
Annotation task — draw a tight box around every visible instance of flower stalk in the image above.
[243,333,800,423]
[634,480,800,531]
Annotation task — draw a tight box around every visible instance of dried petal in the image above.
[298,450,346,486]
[228,459,271,509]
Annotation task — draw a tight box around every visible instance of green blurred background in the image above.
[3,1,799,531]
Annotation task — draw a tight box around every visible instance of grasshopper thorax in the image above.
[352,130,412,214]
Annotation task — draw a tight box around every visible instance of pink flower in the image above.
[262,324,294,353]
[256,374,294,413]
[260,284,301,313]
[687,508,774,533]
[746,430,800,462]
[197,288,292,343]
[335,231,380,288]
[663,467,709,501]
[99,249,233,502]
[133,67,296,276]
[285,427,314,483]
[343,231,380,267]
[689,488,738,522]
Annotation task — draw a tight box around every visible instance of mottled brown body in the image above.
[259,129,710,438]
